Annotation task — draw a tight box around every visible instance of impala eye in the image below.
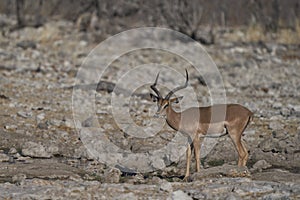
[163,104,168,109]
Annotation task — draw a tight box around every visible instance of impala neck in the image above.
[166,105,181,131]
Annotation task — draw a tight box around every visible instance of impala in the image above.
[150,69,253,181]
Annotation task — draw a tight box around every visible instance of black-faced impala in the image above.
[150,69,253,181]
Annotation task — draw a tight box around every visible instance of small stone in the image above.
[82,116,98,127]
[4,125,17,130]
[292,105,300,113]
[8,148,17,154]
[149,176,162,184]
[15,129,25,134]
[47,144,59,155]
[16,155,31,162]
[262,193,291,200]
[280,107,290,117]
[150,157,166,170]
[272,102,282,109]
[160,180,173,192]
[36,113,45,122]
[12,174,26,185]
[259,138,282,152]
[171,190,192,200]
[272,131,287,139]
[0,153,10,162]
[225,194,240,200]
[16,40,36,49]
[17,111,33,118]
[113,192,137,200]
[62,117,74,128]
[269,121,284,130]
[21,141,52,158]
[103,167,121,183]
[103,123,113,130]
[37,122,48,129]
[49,119,61,126]
[251,160,272,172]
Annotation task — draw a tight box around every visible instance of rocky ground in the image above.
[0,14,300,199]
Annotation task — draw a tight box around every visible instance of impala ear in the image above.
[170,96,183,104]
[150,93,159,102]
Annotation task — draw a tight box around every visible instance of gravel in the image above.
[0,15,299,199]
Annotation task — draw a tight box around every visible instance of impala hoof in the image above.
[183,176,192,182]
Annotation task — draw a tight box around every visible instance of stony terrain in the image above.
[0,14,300,199]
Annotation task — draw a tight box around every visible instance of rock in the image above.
[171,190,192,200]
[96,81,116,93]
[16,40,36,49]
[0,153,10,162]
[280,107,290,117]
[126,173,145,184]
[8,148,17,155]
[269,120,284,130]
[113,192,137,200]
[37,122,48,130]
[73,145,94,160]
[272,131,288,139]
[291,105,300,117]
[148,176,163,184]
[17,111,33,118]
[47,144,59,155]
[4,124,18,130]
[62,117,74,128]
[21,142,52,158]
[49,119,61,127]
[103,167,121,183]
[12,174,26,185]
[81,116,98,127]
[251,160,272,172]
[262,193,292,200]
[16,155,31,162]
[272,102,282,109]
[291,105,300,113]
[36,113,45,122]
[224,194,240,200]
[258,138,283,153]
[160,180,173,192]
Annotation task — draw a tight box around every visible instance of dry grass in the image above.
[245,20,300,44]
[245,24,266,42]
[276,19,300,44]
[224,21,300,44]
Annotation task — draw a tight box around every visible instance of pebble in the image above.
[12,174,27,185]
[36,113,45,122]
[269,121,284,130]
[17,111,33,118]
[0,153,10,162]
[251,160,272,172]
[21,142,52,158]
[160,180,173,192]
[4,125,18,130]
[8,148,17,154]
[0,14,299,200]
[103,167,121,183]
[16,40,37,49]
[171,190,192,200]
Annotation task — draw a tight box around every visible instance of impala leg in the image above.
[241,139,249,166]
[228,128,248,167]
[183,143,192,181]
[194,137,201,173]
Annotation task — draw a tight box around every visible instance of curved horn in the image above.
[165,69,189,100]
[150,72,162,98]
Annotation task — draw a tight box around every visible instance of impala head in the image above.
[150,69,188,117]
